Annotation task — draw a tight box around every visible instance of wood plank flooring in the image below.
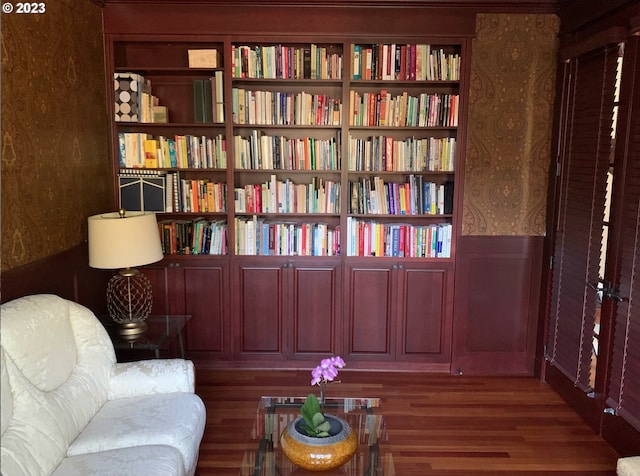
[194,369,620,475]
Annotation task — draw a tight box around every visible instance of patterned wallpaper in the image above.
[463,14,559,236]
[1,0,113,272]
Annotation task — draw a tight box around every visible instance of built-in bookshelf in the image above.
[107,39,462,260]
[102,0,475,368]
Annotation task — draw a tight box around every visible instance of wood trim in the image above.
[560,26,627,60]
[102,0,558,14]
[103,4,478,37]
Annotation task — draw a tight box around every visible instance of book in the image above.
[193,80,206,123]
[202,79,213,123]
[214,71,225,122]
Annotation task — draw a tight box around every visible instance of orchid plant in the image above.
[300,356,345,437]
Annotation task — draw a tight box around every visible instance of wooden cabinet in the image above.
[233,258,342,360]
[102,5,473,370]
[145,258,230,359]
[344,261,451,369]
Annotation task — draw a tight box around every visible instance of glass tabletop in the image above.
[240,396,395,476]
[99,314,190,351]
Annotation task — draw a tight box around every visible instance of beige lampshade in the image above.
[88,211,163,269]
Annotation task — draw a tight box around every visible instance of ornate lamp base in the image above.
[106,267,153,336]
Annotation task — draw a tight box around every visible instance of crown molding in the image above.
[97,0,559,14]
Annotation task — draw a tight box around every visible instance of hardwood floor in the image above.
[194,369,620,475]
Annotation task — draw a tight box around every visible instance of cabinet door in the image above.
[234,260,287,359]
[397,265,449,360]
[289,260,342,359]
[146,264,184,315]
[184,263,229,356]
[344,263,396,360]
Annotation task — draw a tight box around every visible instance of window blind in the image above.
[547,44,618,392]
[606,37,640,432]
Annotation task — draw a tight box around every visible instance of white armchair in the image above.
[0,294,206,476]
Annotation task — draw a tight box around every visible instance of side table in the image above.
[99,315,191,360]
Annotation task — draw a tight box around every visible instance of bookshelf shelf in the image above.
[116,123,226,128]
[115,66,224,75]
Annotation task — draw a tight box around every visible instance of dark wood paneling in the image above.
[185,266,228,355]
[401,267,445,355]
[103,4,477,38]
[235,261,285,357]
[345,264,394,358]
[0,243,109,315]
[291,263,341,357]
[452,236,543,375]
[101,0,559,15]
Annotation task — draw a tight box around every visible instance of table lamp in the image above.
[88,210,164,336]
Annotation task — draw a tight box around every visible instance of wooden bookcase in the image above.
[103,4,474,371]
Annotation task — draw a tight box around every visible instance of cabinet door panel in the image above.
[291,264,341,357]
[146,265,185,315]
[237,265,284,355]
[184,266,227,354]
[401,268,445,356]
[346,266,394,358]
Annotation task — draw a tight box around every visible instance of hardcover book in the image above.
[118,171,166,212]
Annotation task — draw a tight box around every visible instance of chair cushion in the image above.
[1,295,117,476]
[617,456,640,476]
[67,392,205,474]
[1,295,78,391]
[52,445,185,476]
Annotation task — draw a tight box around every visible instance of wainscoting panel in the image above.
[452,236,543,375]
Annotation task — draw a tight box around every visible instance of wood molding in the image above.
[101,0,559,14]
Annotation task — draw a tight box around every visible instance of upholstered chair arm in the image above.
[108,359,196,399]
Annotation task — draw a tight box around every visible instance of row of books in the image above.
[234,176,340,214]
[231,44,343,80]
[352,44,460,81]
[349,90,459,128]
[118,170,227,214]
[114,73,168,123]
[118,133,227,169]
[193,72,225,123]
[232,88,342,126]
[158,219,227,255]
[120,170,452,217]
[172,177,227,213]
[235,217,340,256]
[234,132,340,170]
[348,135,455,172]
[346,218,452,258]
[348,176,453,215]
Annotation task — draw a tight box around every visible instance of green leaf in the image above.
[311,412,326,428]
[301,393,322,429]
[317,420,331,433]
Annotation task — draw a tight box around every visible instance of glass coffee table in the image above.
[240,396,395,475]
